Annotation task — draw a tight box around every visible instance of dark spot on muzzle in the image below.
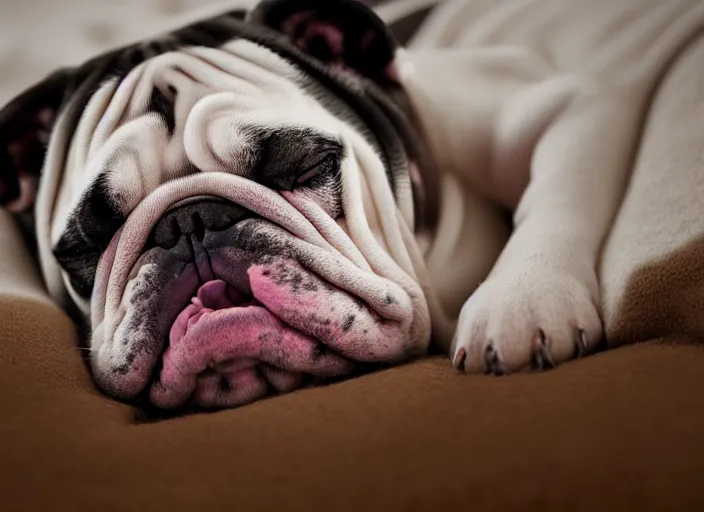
[342,314,355,332]
[273,263,319,293]
[311,342,329,361]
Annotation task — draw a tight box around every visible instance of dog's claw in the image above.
[484,341,504,375]
[453,347,467,372]
[574,329,588,358]
[532,329,556,371]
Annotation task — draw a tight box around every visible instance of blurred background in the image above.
[0,0,261,104]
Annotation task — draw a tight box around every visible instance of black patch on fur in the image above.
[148,87,176,135]
[272,262,321,294]
[52,174,125,298]
[113,363,130,375]
[311,342,328,361]
[342,314,355,332]
[249,127,343,191]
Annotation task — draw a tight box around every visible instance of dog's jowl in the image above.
[2,0,704,410]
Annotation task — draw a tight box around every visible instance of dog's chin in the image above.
[89,215,415,411]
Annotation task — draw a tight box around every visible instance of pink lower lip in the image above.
[149,279,355,409]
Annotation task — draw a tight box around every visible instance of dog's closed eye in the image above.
[250,127,343,191]
[295,152,340,186]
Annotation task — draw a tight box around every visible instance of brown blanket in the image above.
[2,208,704,510]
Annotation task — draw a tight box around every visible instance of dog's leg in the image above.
[452,88,644,373]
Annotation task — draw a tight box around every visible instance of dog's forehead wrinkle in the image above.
[50,10,250,167]
[56,14,243,154]
[61,32,401,214]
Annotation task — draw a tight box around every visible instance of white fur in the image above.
[398,0,704,372]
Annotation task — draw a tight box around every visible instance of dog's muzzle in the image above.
[89,176,424,411]
[106,198,347,408]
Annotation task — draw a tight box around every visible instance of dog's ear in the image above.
[0,69,74,213]
[247,0,399,84]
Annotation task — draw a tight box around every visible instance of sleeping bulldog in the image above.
[2,0,704,409]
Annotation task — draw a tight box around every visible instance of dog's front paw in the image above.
[451,269,603,374]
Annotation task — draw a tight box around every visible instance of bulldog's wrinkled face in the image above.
[54,40,370,298]
[0,0,432,410]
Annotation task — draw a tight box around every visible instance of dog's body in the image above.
[393,0,704,372]
[1,0,704,409]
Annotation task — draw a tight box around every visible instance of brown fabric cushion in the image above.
[2,210,704,511]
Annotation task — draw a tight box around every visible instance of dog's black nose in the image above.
[151,199,250,250]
